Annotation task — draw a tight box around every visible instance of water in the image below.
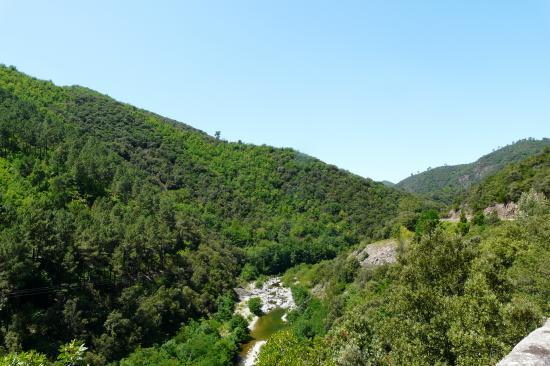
[238,308,288,365]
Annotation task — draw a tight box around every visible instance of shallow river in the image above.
[238,308,288,365]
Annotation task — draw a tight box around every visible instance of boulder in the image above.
[497,319,550,366]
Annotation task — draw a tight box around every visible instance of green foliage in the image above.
[257,330,333,366]
[270,200,549,365]
[326,213,548,365]
[288,291,328,339]
[517,188,550,218]
[247,297,263,316]
[0,341,87,366]
[472,211,485,226]
[240,263,259,282]
[414,209,439,236]
[397,139,550,204]
[467,148,550,210]
[120,314,249,366]
[55,341,87,366]
[0,66,414,362]
[0,351,50,366]
[3,66,545,365]
[456,211,470,235]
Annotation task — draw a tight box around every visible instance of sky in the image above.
[1,1,549,182]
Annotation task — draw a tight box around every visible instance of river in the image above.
[238,308,288,365]
[234,277,295,366]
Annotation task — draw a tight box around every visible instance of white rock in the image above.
[243,341,266,366]
[497,319,550,366]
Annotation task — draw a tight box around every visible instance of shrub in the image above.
[248,297,263,316]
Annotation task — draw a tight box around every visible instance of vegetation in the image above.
[260,188,549,365]
[396,138,550,204]
[0,340,87,366]
[466,148,550,210]
[119,306,250,366]
[0,66,426,363]
[248,297,263,316]
[1,65,547,365]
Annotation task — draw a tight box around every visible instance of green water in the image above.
[239,308,288,360]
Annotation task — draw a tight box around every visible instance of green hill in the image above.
[466,147,550,211]
[0,65,419,362]
[250,152,550,366]
[396,138,550,203]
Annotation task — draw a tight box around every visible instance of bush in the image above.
[248,297,263,316]
[415,210,439,236]
[518,189,550,218]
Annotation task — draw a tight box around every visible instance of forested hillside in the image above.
[255,181,550,365]
[396,139,550,203]
[0,66,423,364]
[466,148,550,211]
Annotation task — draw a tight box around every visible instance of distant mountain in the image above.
[396,138,550,203]
[466,147,550,210]
[380,180,396,187]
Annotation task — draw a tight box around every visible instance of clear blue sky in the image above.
[1,1,549,182]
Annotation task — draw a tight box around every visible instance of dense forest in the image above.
[255,183,550,365]
[0,66,430,364]
[396,138,550,204]
[110,150,550,366]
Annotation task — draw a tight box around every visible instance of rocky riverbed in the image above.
[235,277,295,366]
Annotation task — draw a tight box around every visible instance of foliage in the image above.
[257,330,333,366]
[267,204,549,365]
[0,341,87,366]
[119,313,249,366]
[414,209,439,236]
[397,139,550,204]
[467,148,550,210]
[517,188,550,218]
[0,66,418,362]
[247,297,263,316]
[55,341,87,366]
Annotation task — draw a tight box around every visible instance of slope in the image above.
[254,159,550,366]
[0,65,417,362]
[466,147,550,211]
[396,138,550,203]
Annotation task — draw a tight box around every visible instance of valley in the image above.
[0,66,548,365]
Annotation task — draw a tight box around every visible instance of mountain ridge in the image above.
[396,138,550,203]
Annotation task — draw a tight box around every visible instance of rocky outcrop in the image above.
[353,239,398,267]
[484,202,518,220]
[442,202,518,222]
[497,319,550,366]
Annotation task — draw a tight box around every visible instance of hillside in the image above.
[396,138,550,203]
[0,66,423,363]
[466,147,550,211]
[250,162,550,366]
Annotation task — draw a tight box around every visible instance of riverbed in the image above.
[234,277,295,366]
[238,308,287,365]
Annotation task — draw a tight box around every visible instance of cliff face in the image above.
[497,319,550,366]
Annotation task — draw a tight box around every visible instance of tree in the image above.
[414,210,439,236]
[248,297,263,316]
